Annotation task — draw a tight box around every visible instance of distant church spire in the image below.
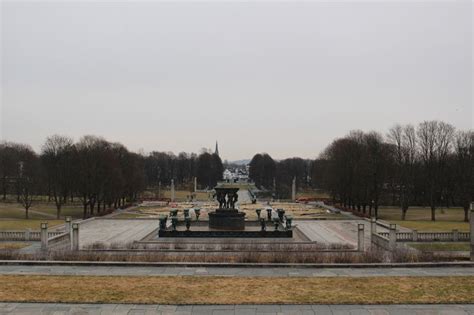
[215,141,219,156]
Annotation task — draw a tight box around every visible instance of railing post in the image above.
[370,217,377,235]
[470,202,474,261]
[358,224,365,252]
[25,229,31,241]
[389,224,397,251]
[65,216,72,234]
[453,229,459,242]
[72,223,80,251]
[412,229,418,242]
[40,222,48,250]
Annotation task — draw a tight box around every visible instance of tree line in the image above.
[248,154,312,199]
[250,120,473,221]
[144,150,223,190]
[0,135,223,219]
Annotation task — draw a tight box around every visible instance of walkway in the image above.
[1,265,473,277]
[0,303,472,314]
[237,190,253,205]
[78,219,157,248]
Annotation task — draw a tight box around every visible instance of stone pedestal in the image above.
[358,224,365,252]
[40,223,48,250]
[209,209,246,230]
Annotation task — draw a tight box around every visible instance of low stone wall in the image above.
[134,240,352,252]
[48,232,71,250]
[378,231,470,242]
[372,233,391,250]
[158,230,293,238]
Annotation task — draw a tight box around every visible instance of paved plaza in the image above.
[0,265,473,277]
[1,303,473,314]
[78,219,158,248]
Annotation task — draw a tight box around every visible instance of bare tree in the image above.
[41,135,75,219]
[453,130,474,221]
[17,147,40,219]
[417,121,455,221]
[364,132,391,219]
[388,124,418,220]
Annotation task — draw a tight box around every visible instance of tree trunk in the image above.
[2,177,6,200]
[56,204,61,219]
[431,206,436,221]
[25,207,29,219]
[83,203,88,219]
[401,207,408,221]
[89,201,95,216]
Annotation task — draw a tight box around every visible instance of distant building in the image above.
[215,141,219,157]
[222,167,249,183]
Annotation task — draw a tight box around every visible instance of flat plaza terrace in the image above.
[75,217,372,251]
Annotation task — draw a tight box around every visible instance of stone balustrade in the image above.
[0,230,63,241]
[377,231,470,242]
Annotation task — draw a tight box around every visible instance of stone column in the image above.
[40,222,48,250]
[358,224,365,252]
[470,202,474,261]
[25,229,31,241]
[194,177,197,192]
[72,223,80,251]
[65,216,72,234]
[412,230,418,242]
[291,177,296,202]
[370,217,376,245]
[171,179,175,202]
[389,224,397,251]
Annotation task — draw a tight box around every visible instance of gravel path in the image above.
[1,265,473,277]
[1,303,472,314]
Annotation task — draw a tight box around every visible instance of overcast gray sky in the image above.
[1,1,472,161]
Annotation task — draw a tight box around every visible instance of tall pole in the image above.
[171,179,175,202]
[470,202,474,261]
[291,177,296,202]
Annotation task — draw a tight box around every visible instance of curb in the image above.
[0,260,473,268]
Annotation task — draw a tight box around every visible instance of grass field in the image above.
[0,242,31,250]
[0,220,64,230]
[113,212,150,219]
[409,242,470,252]
[0,203,84,220]
[296,190,330,199]
[162,190,211,201]
[0,275,472,304]
[378,207,468,231]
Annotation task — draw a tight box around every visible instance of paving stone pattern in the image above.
[1,303,473,314]
[1,265,473,277]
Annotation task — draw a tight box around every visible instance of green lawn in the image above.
[0,203,84,219]
[0,207,50,219]
[409,242,470,252]
[113,212,149,219]
[0,242,31,250]
[296,190,330,199]
[0,220,64,230]
[29,204,84,218]
[162,190,211,201]
[391,220,469,232]
[378,207,468,231]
